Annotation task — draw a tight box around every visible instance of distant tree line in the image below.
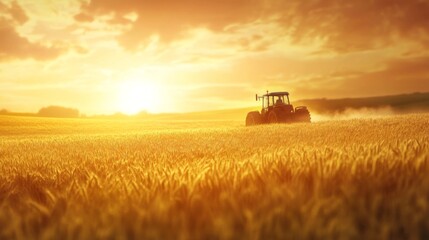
[0,106,80,118]
[37,106,80,118]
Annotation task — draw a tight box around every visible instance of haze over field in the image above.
[1,0,429,115]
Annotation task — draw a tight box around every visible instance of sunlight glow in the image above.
[116,80,161,115]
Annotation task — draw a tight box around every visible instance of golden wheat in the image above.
[0,114,428,239]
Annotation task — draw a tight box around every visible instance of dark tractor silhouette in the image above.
[246,91,311,126]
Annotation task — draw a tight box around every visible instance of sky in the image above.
[1,0,429,115]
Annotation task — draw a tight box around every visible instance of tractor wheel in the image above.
[269,109,289,124]
[246,111,262,126]
[268,111,278,124]
[295,110,311,123]
[300,113,311,122]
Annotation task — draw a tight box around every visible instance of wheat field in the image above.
[0,114,428,239]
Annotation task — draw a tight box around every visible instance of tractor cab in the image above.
[257,92,294,115]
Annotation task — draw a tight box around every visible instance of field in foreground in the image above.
[1,114,429,239]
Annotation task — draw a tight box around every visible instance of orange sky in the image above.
[1,0,429,115]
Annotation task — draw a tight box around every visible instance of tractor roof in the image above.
[264,91,289,96]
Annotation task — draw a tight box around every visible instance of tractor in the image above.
[246,91,311,126]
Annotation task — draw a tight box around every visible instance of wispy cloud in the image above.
[0,1,67,61]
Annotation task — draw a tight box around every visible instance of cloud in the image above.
[76,0,429,53]
[340,57,429,94]
[0,0,28,24]
[76,0,264,50]
[0,1,66,62]
[0,22,65,61]
[293,57,429,98]
[74,12,94,23]
[275,0,429,52]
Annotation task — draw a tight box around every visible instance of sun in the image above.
[116,80,160,115]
